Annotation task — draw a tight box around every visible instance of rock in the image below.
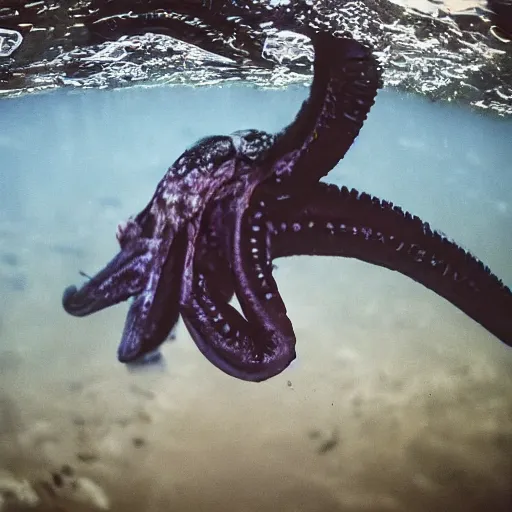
[41,466,110,511]
[74,477,110,510]
[0,472,40,510]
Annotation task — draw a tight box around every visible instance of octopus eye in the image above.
[231,129,275,162]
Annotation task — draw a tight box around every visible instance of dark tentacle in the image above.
[117,228,188,362]
[260,32,381,197]
[62,237,160,316]
[180,195,296,382]
[195,201,236,303]
[229,194,296,360]
[265,183,512,347]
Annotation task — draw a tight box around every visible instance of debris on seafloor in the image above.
[307,428,340,455]
[0,466,110,511]
[37,464,110,511]
[0,472,40,511]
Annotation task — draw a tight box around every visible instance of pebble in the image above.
[0,473,40,511]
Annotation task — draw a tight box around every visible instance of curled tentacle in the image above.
[175,33,382,380]
[180,194,295,382]
[180,266,295,382]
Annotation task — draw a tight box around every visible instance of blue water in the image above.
[0,86,511,511]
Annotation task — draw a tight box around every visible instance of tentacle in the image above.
[117,228,188,362]
[230,197,294,346]
[265,183,512,347]
[260,32,381,196]
[195,201,236,303]
[180,198,296,382]
[62,238,160,317]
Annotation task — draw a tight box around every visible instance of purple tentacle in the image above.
[266,183,512,347]
[62,237,160,317]
[260,33,381,197]
[180,195,295,382]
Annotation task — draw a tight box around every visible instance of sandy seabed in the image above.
[0,240,511,512]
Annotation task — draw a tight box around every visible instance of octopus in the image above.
[62,30,512,382]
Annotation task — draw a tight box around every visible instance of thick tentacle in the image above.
[117,229,188,362]
[260,32,381,197]
[266,183,512,347]
[180,198,296,382]
[62,226,186,363]
[62,238,160,316]
[195,201,236,303]
[230,197,295,347]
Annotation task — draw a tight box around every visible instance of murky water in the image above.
[0,85,511,511]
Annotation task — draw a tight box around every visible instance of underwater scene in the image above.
[1,1,511,511]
